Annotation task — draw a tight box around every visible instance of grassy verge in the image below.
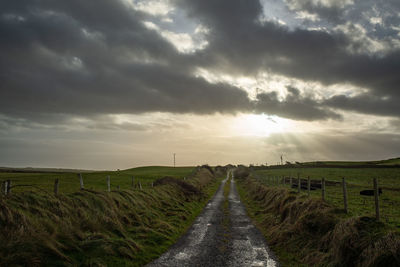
[0,167,223,266]
[236,176,400,267]
[255,167,400,230]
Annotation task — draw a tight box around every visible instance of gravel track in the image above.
[147,173,279,267]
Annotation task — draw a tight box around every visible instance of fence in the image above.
[0,173,172,196]
[253,172,400,224]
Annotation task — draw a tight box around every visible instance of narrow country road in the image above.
[147,172,278,267]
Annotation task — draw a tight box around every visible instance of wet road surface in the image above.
[147,173,278,267]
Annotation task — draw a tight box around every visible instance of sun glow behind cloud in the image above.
[231,114,293,137]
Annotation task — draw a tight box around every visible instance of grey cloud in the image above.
[389,119,400,131]
[0,114,70,131]
[83,116,191,132]
[324,94,400,118]
[255,86,341,121]
[0,112,190,133]
[83,121,147,131]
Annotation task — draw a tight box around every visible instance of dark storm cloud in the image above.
[179,0,400,116]
[1,0,400,124]
[0,0,252,122]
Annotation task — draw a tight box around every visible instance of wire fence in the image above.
[0,168,199,196]
[252,172,400,228]
[1,175,158,195]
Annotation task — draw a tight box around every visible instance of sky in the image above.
[1,0,400,170]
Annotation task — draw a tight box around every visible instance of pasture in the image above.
[254,167,400,230]
[0,166,195,194]
[299,157,400,166]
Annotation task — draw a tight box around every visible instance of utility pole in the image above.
[173,153,176,167]
[281,155,283,165]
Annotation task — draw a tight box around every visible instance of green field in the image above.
[254,167,400,229]
[299,157,400,166]
[0,166,195,194]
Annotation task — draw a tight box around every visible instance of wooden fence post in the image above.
[79,174,84,190]
[321,178,326,201]
[152,182,154,187]
[107,176,111,192]
[307,176,311,196]
[342,177,348,213]
[3,181,7,195]
[131,176,134,188]
[297,173,301,193]
[139,181,142,190]
[7,180,11,194]
[290,176,293,188]
[374,178,380,221]
[54,179,59,195]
